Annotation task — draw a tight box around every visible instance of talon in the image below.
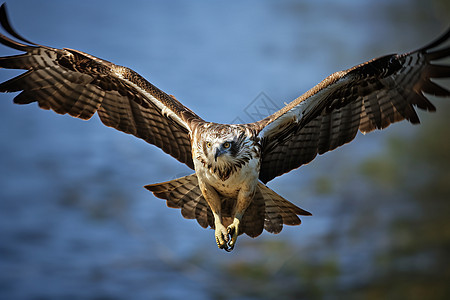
[227,219,240,250]
[214,224,229,250]
[224,244,234,252]
[227,226,234,236]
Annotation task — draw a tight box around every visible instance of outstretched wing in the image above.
[257,27,450,183]
[0,4,202,169]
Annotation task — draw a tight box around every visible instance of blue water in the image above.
[0,0,446,299]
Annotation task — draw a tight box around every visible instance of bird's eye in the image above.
[206,142,212,148]
[223,142,231,149]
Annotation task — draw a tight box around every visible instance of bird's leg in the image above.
[227,186,255,250]
[212,211,230,251]
[199,181,229,250]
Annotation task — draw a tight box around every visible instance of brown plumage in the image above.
[0,3,449,251]
[146,174,310,237]
[257,41,450,183]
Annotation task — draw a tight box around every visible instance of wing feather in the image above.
[258,27,450,183]
[0,4,202,168]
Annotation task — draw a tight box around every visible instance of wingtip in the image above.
[0,2,36,45]
[416,25,450,54]
[0,3,8,30]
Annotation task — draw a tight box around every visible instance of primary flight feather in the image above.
[0,4,449,251]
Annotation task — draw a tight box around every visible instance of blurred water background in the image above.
[0,0,449,299]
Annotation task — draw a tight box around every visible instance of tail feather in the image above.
[239,195,266,238]
[256,182,311,234]
[145,175,311,237]
[145,174,213,229]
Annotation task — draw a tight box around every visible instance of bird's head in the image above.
[205,139,236,163]
[197,124,256,176]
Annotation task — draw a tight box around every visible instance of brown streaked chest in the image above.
[191,123,261,189]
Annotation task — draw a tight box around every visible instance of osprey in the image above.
[0,4,449,251]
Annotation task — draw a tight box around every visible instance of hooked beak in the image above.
[214,147,222,162]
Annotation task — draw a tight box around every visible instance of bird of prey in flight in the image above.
[0,4,449,251]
